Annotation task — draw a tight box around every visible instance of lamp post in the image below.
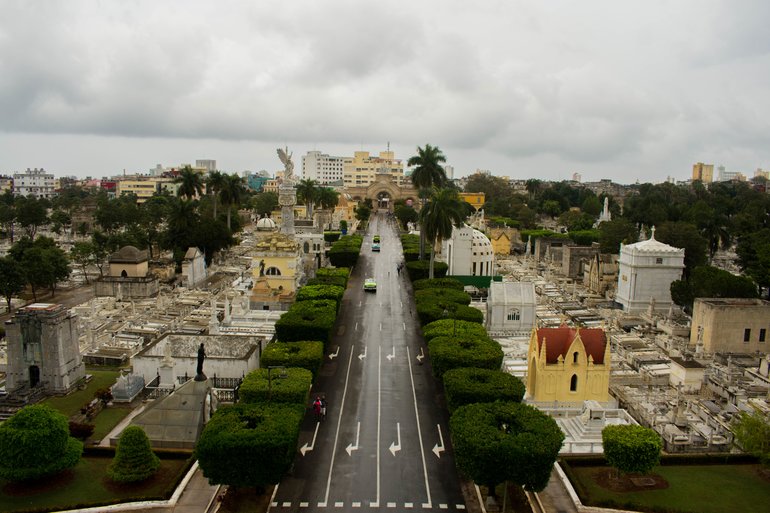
[267,365,287,401]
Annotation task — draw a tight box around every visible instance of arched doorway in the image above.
[376,191,392,210]
[29,365,40,387]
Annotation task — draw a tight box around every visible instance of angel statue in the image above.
[277,146,295,183]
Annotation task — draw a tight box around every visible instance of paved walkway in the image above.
[537,467,579,513]
[171,466,221,513]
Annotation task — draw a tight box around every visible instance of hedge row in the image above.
[295,284,345,310]
[405,260,448,281]
[422,319,488,342]
[412,277,464,291]
[239,367,314,405]
[428,334,504,379]
[328,235,363,268]
[260,341,324,380]
[274,299,337,346]
[443,367,525,413]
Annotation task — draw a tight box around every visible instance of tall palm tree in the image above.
[419,187,466,279]
[296,179,319,219]
[408,144,448,260]
[316,187,340,211]
[206,170,226,220]
[175,165,204,200]
[219,174,245,231]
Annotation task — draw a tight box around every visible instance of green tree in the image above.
[408,144,448,259]
[219,173,245,231]
[316,187,340,211]
[251,192,279,218]
[419,188,466,279]
[394,202,418,230]
[733,410,770,465]
[164,199,200,269]
[655,222,708,278]
[736,228,770,297]
[0,256,25,312]
[0,404,83,481]
[296,179,320,219]
[598,218,638,254]
[670,265,758,313]
[91,231,112,277]
[107,426,160,483]
[581,195,602,216]
[175,165,204,200]
[463,173,513,209]
[525,179,542,201]
[206,170,226,220]
[602,425,662,476]
[354,200,372,223]
[15,196,48,239]
[0,197,16,242]
[450,402,564,494]
[70,241,96,284]
[49,209,72,236]
[196,403,304,490]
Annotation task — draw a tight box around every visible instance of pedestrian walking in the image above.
[320,396,327,420]
[312,396,322,420]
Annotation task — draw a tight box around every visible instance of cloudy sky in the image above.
[1,0,769,184]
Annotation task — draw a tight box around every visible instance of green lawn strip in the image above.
[0,455,188,512]
[571,464,770,513]
[90,407,132,441]
[42,370,120,417]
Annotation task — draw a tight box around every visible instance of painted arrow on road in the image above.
[389,422,401,456]
[328,346,340,360]
[346,422,361,456]
[386,346,395,361]
[416,347,425,363]
[300,422,320,456]
[432,424,445,458]
[358,346,367,361]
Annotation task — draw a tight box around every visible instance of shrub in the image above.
[415,288,471,306]
[296,284,345,310]
[323,231,342,243]
[0,404,83,481]
[443,368,525,413]
[405,260,447,281]
[328,235,363,268]
[196,403,304,488]
[239,367,313,405]
[260,341,324,379]
[68,421,96,440]
[275,299,337,346]
[602,425,662,475]
[413,278,465,291]
[307,276,348,288]
[107,426,160,483]
[416,301,483,326]
[422,319,488,342]
[428,335,504,378]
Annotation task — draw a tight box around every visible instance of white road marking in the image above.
[387,502,397,508]
[328,346,339,360]
[335,501,344,507]
[405,503,414,508]
[386,345,395,361]
[375,345,382,507]
[355,322,358,331]
[320,345,356,507]
[282,502,291,507]
[299,422,320,456]
[389,422,401,456]
[352,502,361,508]
[358,346,367,360]
[407,346,433,509]
[432,425,445,458]
[439,504,448,509]
[299,502,309,508]
[345,421,361,456]
[456,505,466,510]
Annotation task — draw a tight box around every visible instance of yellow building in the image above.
[488,227,522,255]
[116,178,159,203]
[343,151,405,189]
[251,233,301,295]
[690,298,770,354]
[459,192,485,211]
[692,162,714,183]
[526,326,611,403]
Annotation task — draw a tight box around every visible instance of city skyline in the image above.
[2,1,770,183]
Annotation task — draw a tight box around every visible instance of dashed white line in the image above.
[299,502,309,508]
[335,501,344,507]
[387,502,397,508]
[439,504,448,509]
[456,505,466,510]
[282,502,291,507]
[405,503,414,509]
[271,502,278,507]
[352,501,361,508]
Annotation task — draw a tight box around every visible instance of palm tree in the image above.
[219,174,245,231]
[175,165,204,200]
[296,179,319,219]
[316,187,340,211]
[419,187,466,279]
[408,144,448,260]
[206,170,226,220]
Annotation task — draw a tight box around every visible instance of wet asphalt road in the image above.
[270,212,466,512]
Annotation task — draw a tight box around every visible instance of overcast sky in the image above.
[1,0,769,184]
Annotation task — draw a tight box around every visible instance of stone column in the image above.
[279,184,297,235]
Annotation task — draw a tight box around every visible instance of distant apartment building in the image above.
[13,168,56,199]
[302,151,349,184]
[196,160,217,173]
[343,151,405,188]
[116,178,159,202]
[754,168,769,180]
[718,166,746,182]
[444,165,454,180]
[692,162,714,183]
[459,192,485,211]
[0,176,13,194]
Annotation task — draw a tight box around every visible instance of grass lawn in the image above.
[90,406,132,441]
[0,455,190,513]
[42,369,121,417]
[570,464,770,513]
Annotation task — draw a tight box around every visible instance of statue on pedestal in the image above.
[195,343,207,381]
[277,147,295,184]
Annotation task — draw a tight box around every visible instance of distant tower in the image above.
[5,303,85,393]
[692,162,714,183]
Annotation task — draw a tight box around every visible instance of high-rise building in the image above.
[13,168,56,198]
[444,165,454,180]
[301,151,349,184]
[196,160,217,173]
[343,151,404,188]
[692,162,714,183]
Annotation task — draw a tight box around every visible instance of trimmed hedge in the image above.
[317,267,350,281]
[328,235,363,268]
[416,301,484,326]
[275,299,337,346]
[296,284,345,309]
[307,266,350,288]
[405,260,448,281]
[239,367,313,405]
[107,426,160,483]
[323,231,342,243]
[401,234,431,262]
[415,288,471,306]
[443,368,525,413]
[428,335,504,378]
[260,341,324,379]
[413,277,465,291]
[422,319,489,342]
[195,403,304,487]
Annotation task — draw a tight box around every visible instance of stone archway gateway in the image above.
[345,174,419,211]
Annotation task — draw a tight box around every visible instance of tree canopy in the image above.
[602,424,662,475]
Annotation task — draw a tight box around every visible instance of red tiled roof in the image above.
[536,327,607,364]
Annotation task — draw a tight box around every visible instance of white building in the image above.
[302,151,348,184]
[486,281,536,335]
[615,228,684,313]
[13,167,56,198]
[440,225,495,276]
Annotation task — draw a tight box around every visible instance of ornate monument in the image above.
[277,147,297,235]
[195,342,207,381]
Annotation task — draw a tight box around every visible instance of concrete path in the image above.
[536,467,578,513]
[172,466,221,513]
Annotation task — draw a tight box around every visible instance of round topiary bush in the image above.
[107,425,160,483]
[443,367,525,413]
[0,404,83,481]
[428,335,504,378]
